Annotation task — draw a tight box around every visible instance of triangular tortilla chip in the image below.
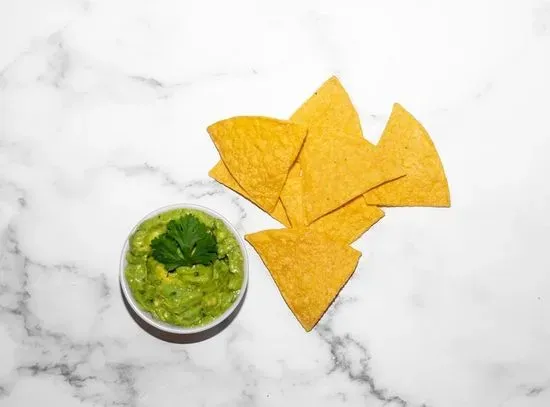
[279,163,306,227]
[280,163,384,243]
[209,161,290,227]
[301,127,405,223]
[279,76,382,241]
[363,104,451,207]
[245,228,361,331]
[310,197,384,244]
[290,76,363,139]
[207,117,307,212]
[281,76,367,223]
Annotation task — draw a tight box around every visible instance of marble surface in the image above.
[1,0,550,406]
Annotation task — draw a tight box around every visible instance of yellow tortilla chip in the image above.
[278,75,382,241]
[279,163,307,227]
[209,161,290,227]
[290,76,363,139]
[245,228,361,331]
[207,117,307,212]
[280,162,384,243]
[310,197,384,244]
[363,104,451,207]
[270,202,290,228]
[280,76,368,223]
[301,127,405,223]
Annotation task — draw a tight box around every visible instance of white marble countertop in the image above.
[2,1,550,406]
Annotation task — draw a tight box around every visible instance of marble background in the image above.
[1,0,550,406]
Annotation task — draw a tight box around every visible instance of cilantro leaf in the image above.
[151,215,218,271]
[150,235,184,271]
[190,232,217,264]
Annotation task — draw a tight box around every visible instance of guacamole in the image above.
[125,208,244,327]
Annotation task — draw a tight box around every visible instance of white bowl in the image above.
[119,203,249,335]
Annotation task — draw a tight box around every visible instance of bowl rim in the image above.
[119,203,249,335]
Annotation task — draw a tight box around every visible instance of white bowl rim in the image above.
[119,203,249,335]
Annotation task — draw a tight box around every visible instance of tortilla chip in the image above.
[280,76,367,223]
[279,76,382,240]
[310,197,384,244]
[279,163,384,243]
[363,104,451,207]
[279,163,307,227]
[270,202,290,228]
[209,161,290,227]
[207,117,307,212]
[290,76,363,139]
[245,228,361,331]
[301,127,405,223]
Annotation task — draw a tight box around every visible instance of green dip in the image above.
[124,208,244,327]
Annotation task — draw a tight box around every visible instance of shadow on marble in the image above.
[121,285,247,344]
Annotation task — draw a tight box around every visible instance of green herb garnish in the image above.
[151,215,218,271]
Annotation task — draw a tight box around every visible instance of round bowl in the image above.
[119,203,249,335]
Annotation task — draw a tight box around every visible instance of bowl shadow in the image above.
[121,286,247,344]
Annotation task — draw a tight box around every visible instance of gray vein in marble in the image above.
[0,52,22,79]
[474,82,493,101]
[128,75,190,91]
[0,243,136,406]
[129,67,258,87]
[1,225,110,342]
[222,325,270,406]
[0,30,69,89]
[230,359,260,406]
[237,388,255,407]
[129,75,167,88]
[318,324,409,406]
[8,333,217,405]
[110,162,225,199]
[0,180,28,208]
[228,195,248,230]
[128,67,259,96]
[526,386,545,397]
[2,226,32,333]
[7,227,110,310]
[14,358,143,406]
[128,75,188,99]
[315,297,426,407]
[110,363,141,407]
[0,26,260,103]
[38,33,71,89]
[18,362,96,390]
[109,162,248,228]
[335,391,347,402]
